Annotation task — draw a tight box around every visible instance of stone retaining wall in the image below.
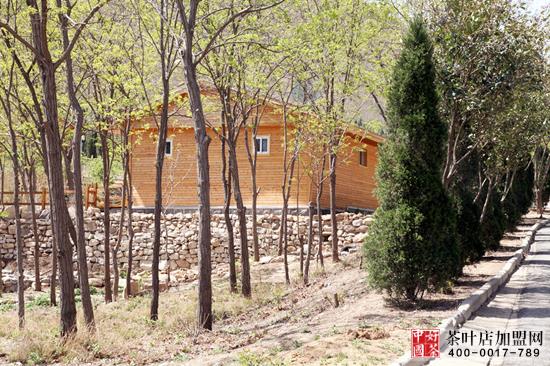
[0,208,372,275]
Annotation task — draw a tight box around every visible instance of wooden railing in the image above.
[1,184,101,210]
[84,184,99,209]
[0,187,48,209]
[89,183,127,209]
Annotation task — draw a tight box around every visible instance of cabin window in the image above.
[255,136,270,155]
[359,150,367,166]
[165,138,173,156]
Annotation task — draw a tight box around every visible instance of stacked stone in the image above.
[1,208,373,276]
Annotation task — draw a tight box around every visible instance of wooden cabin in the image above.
[129,88,383,211]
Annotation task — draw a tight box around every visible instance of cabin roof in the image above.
[131,84,385,145]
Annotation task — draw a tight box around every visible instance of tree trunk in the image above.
[163,212,171,284]
[63,149,74,191]
[35,126,58,307]
[50,225,58,306]
[533,147,546,219]
[251,181,260,262]
[0,159,2,296]
[221,129,237,293]
[60,10,95,326]
[113,129,130,301]
[100,130,112,303]
[282,198,290,285]
[0,29,67,312]
[14,161,24,329]
[280,125,298,284]
[479,181,494,225]
[150,73,169,320]
[316,188,324,268]
[224,202,237,293]
[125,158,134,299]
[113,168,127,302]
[68,111,94,327]
[41,62,77,336]
[27,165,41,291]
[0,158,4,296]
[19,153,41,292]
[299,233,304,277]
[304,202,314,285]
[536,188,544,217]
[228,143,251,298]
[244,121,260,262]
[370,92,387,124]
[442,120,456,190]
[329,152,339,262]
[277,212,284,256]
[0,158,4,209]
[7,111,25,328]
[297,166,303,277]
[182,55,213,330]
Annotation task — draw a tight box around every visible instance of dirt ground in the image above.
[0,211,543,366]
[173,211,542,366]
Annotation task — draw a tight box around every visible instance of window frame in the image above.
[359,150,367,167]
[80,134,86,154]
[255,135,270,155]
[164,138,173,157]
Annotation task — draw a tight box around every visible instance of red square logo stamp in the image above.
[411,329,440,358]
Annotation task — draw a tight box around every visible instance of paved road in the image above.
[432,225,550,365]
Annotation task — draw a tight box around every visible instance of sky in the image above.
[528,0,549,14]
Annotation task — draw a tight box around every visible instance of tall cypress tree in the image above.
[364,18,459,302]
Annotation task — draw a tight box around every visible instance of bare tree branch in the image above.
[0,25,39,56]
[193,0,285,67]
[54,1,110,69]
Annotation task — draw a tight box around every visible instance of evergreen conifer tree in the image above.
[364,18,459,302]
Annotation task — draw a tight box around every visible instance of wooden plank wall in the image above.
[130,96,379,210]
[314,137,378,210]
[130,123,312,208]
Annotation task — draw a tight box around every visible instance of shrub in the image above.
[502,164,534,228]
[27,293,51,309]
[477,163,533,252]
[479,192,507,251]
[364,18,459,302]
[449,156,533,263]
[451,186,484,265]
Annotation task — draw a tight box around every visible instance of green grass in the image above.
[237,350,287,366]
[89,286,102,295]
[26,293,50,309]
[27,351,45,365]
[174,352,190,362]
[0,299,16,312]
[320,352,348,365]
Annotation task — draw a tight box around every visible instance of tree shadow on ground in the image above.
[455,276,491,288]
[480,255,509,262]
[416,298,466,311]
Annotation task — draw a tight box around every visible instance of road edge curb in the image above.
[391,217,549,366]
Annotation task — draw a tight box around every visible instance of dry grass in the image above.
[1,211,538,366]
[0,281,286,365]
